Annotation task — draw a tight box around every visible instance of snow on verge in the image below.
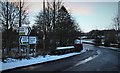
[0,50,86,71]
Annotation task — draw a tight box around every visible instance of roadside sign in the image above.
[29,36,37,44]
[19,36,29,45]
[19,36,38,45]
[19,26,31,35]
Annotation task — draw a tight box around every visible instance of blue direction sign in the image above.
[19,36,38,45]
[29,36,38,45]
[19,36,29,45]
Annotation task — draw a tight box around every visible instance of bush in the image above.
[104,30,117,46]
[104,40,110,47]
[93,37,101,46]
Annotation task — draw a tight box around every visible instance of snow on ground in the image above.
[1,41,118,71]
[81,39,119,51]
[81,39,94,44]
[57,46,74,50]
[0,43,91,71]
[0,49,87,71]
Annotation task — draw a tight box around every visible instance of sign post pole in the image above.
[19,26,31,59]
[28,36,38,57]
[34,44,36,57]
[19,26,38,58]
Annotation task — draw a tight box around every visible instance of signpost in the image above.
[19,36,29,45]
[19,25,38,58]
[29,36,37,45]
[19,36,37,45]
[29,36,37,57]
[19,26,31,35]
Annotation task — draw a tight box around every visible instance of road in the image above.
[3,44,119,72]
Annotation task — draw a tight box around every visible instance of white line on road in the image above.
[74,50,101,66]
[64,50,101,71]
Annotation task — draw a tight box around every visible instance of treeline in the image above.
[0,0,29,61]
[85,29,120,47]
[31,1,81,55]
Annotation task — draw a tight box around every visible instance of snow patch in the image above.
[99,46,119,51]
[81,39,94,43]
[0,44,90,71]
[1,52,83,71]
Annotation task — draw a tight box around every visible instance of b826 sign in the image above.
[29,36,37,45]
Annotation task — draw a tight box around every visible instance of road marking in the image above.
[74,50,101,67]
[64,50,101,71]
[74,55,97,67]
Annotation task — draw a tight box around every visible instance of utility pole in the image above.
[19,0,22,58]
[117,1,120,45]
[118,3,120,31]
[6,1,8,30]
[117,17,120,44]
[6,0,9,59]
[51,0,56,50]
[53,0,55,29]
[19,0,21,27]
[43,0,46,57]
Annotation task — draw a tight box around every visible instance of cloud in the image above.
[65,3,93,16]
[63,0,119,2]
[73,6,92,16]
[8,0,120,2]
[28,2,42,13]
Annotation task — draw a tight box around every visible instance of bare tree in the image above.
[0,0,29,60]
[0,0,29,30]
[113,15,120,31]
[33,0,63,55]
[112,15,120,44]
[34,0,81,55]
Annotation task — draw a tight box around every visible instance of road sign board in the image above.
[29,36,37,44]
[19,36,29,45]
[19,26,31,35]
[19,36,38,45]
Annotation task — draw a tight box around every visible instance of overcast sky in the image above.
[27,1,118,32]
[1,0,119,32]
[65,2,118,32]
